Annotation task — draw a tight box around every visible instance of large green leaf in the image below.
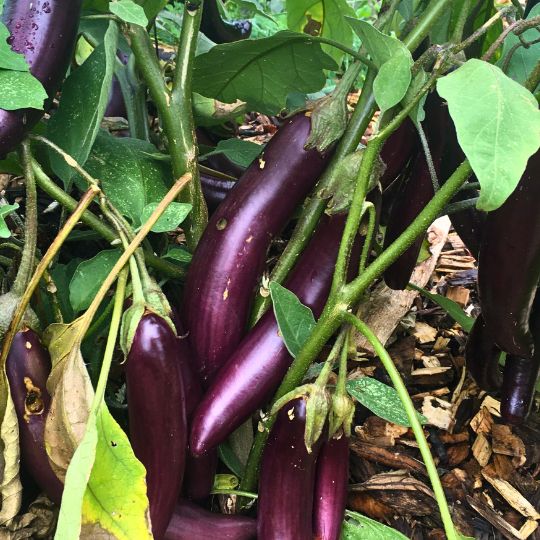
[0,23,29,71]
[437,59,540,211]
[77,131,171,226]
[346,377,427,427]
[498,4,540,88]
[270,282,316,357]
[202,138,262,168]
[0,70,47,110]
[342,510,409,539]
[0,203,18,238]
[47,21,118,188]
[346,18,412,111]
[109,0,148,26]
[193,30,337,114]
[286,0,355,64]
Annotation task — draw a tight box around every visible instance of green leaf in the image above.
[437,59,540,211]
[213,474,239,490]
[407,283,475,333]
[402,69,428,125]
[78,131,172,227]
[341,510,409,539]
[47,21,118,188]
[0,203,18,238]
[0,152,22,175]
[498,4,540,88]
[109,0,149,26]
[270,281,316,357]
[56,405,151,539]
[203,138,262,168]
[140,201,192,233]
[69,250,122,312]
[193,30,337,115]
[372,50,412,111]
[0,70,47,110]
[0,23,29,71]
[218,442,245,479]
[346,377,427,427]
[286,0,355,64]
[164,245,192,264]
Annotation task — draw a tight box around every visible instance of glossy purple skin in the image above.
[5,328,63,505]
[478,150,540,358]
[383,149,434,290]
[189,214,349,456]
[104,77,127,118]
[257,398,323,540]
[164,500,256,540]
[200,173,236,214]
[182,113,329,383]
[200,0,252,43]
[465,314,503,393]
[379,118,418,191]
[126,313,187,540]
[0,0,83,157]
[175,334,217,501]
[313,435,349,540]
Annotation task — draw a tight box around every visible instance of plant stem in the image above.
[358,202,376,274]
[0,187,100,368]
[525,58,540,92]
[444,197,479,215]
[335,331,349,397]
[240,160,471,494]
[31,158,186,279]
[402,0,453,50]
[12,141,38,296]
[127,21,207,250]
[311,36,377,70]
[344,313,458,540]
[511,0,524,17]
[451,0,473,43]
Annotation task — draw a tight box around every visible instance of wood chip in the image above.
[445,285,470,307]
[472,432,491,467]
[470,406,495,435]
[481,471,540,520]
[421,396,455,430]
[492,424,527,467]
[413,321,438,344]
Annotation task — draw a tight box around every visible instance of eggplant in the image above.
[5,327,63,505]
[189,214,351,456]
[477,150,540,358]
[257,397,324,540]
[200,173,236,214]
[126,312,187,540]
[0,0,83,157]
[313,435,349,540]
[465,314,503,392]
[200,0,252,44]
[175,333,217,501]
[182,113,330,383]
[164,499,256,540]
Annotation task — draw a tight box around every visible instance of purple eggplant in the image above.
[126,312,187,540]
[175,333,217,501]
[164,499,256,540]
[313,435,349,540]
[182,113,330,383]
[5,327,63,505]
[200,0,252,44]
[189,214,351,456]
[0,0,83,157]
[200,173,236,214]
[465,314,503,392]
[257,397,324,540]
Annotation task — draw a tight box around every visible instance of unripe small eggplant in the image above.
[126,313,187,540]
[200,0,252,44]
[200,173,236,214]
[182,113,330,383]
[313,435,349,540]
[5,327,63,505]
[257,397,324,540]
[189,214,352,456]
[164,499,256,540]
[0,0,83,157]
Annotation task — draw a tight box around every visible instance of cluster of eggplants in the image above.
[200,0,252,44]
[182,113,330,384]
[0,0,83,157]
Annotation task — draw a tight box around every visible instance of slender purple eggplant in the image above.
[126,312,187,540]
[200,173,236,214]
[175,332,217,501]
[257,397,324,540]
[5,327,63,505]
[313,434,349,540]
[189,214,351,456]
[465,314,503,392]
[478,150,540,358]
[182,113,330,383]
[164,500,256,540]
[0,0,83,157]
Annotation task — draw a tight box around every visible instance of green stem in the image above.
[31,159,186,279]
[444,197,478,214]
[525,58,540,92]
[358,202,375,274]
[510,0,524,18]
[315,331,346,388]
[13,141,38,296]
[335,331,349,397]
[402,0,454,50]
[344,313,458,540]
[451,0,473,43]
[310,36,377,70]
[210,489,258,499]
